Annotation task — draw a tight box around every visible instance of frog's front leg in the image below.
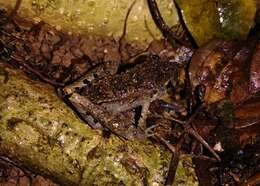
[136,91,165,131]
[68,93,146,140]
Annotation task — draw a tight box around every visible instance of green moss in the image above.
[174,156,198,186]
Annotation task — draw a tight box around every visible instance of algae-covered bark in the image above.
[0,0,179,46]
[0,63,171,185]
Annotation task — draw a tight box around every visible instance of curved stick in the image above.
[10,0,22,18]
[147,0,188,47]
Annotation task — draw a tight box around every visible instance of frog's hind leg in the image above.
[137,102,150,130]
[80,114,103,129]
[68,93,145,140]
[137,91,164,130]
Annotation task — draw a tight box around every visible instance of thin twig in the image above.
[10,0,23,18]
[0,30,25,41]
[185,127,221,161]
[164,137,183,186]
[149,112,185,124]
[144,17,156,40]
[0,156,33,178]
[150,105,220,161]
[10,55,65,87]
[182,105,221,161]
[234,118,260,129]
[191,154,219,162]
[165,153,180,186]
[118,0,137,54]
[146,0,189,47]
[155,134,176,154]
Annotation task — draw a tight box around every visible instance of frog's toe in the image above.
[144,124,158,137]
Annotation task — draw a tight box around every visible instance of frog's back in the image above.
[80,58,178,103]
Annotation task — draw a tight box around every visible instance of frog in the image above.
[62,55,179,140]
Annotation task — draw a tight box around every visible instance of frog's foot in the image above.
[145,124,158,137]
[137,91,165,129]
[137,102,150,130]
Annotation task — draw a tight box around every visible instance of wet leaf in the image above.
[189,39,239,104]
[233,96,260,145]
[189,39,257,104]
[0,0,179,46]
[176,0,257,46]
[235,97,260,122]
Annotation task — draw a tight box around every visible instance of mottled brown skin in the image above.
[64,56,178,140]
[80,56,178,111]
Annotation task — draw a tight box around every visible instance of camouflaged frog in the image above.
[63,55,179,140]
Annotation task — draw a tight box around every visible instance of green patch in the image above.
[176,0,257,46]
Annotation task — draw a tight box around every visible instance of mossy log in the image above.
[0,63,171,185]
